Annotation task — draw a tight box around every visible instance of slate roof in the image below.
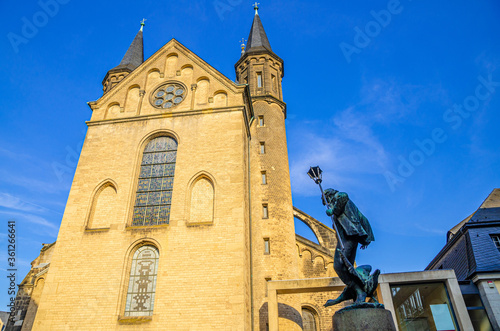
[109,28,144,73]
[469,207,500,223]
[245,11,273,55]
[426,189,500,277]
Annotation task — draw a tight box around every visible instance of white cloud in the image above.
[0,169,70,194]
[289,108,390,196]
[0,210,59,233]
[289,78,448,197]
[0,193,49,213]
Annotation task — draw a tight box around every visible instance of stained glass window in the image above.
[132,136,177,226]
[125,245,159,317]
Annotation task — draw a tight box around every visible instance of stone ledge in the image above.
[117,316,152,324]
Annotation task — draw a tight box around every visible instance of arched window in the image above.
[125,245,159,316]
[132,136,177,226]
[189,177,214,224]
[302,307,318,331]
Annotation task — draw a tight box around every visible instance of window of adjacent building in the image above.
[132,136,177,226]
[262,204,268,219]
[264,238,270,255]
[492,235,500,252]
[257,72,263,88]
[462,293,493,331]
[271,74,277,91]
[258,116,264,127]
[124,245,159,317]
[302,308,318,331]
[260,142,265,154]
[261,171,267,185]
[391,283,459,331]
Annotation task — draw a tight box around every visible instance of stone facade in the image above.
[9,12,346,331]
[6,243,54,331]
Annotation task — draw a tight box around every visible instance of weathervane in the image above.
[239,38,246,56]
[253,2,260,14]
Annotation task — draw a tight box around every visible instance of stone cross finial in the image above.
[140,18,147,31]
[253,2,260,14]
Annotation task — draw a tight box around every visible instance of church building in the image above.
[7,6,481,331]
[8,6,340,331]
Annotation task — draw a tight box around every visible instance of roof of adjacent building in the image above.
[469,207,500,223]
[426,189,500,276]
[448,188,500,238]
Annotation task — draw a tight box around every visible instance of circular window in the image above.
[151,83,187,109]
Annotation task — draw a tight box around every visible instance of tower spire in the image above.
[245,3,272,54]
[102,22,145,93]
[115,23,144,72]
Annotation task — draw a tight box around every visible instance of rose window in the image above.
[151,83,186,109]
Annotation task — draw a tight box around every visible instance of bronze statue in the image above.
[323,189,382,309]
[307,167,383,310]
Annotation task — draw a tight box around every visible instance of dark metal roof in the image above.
[110,29,144,73]
[469,207,500,223]
[245,12,273,54]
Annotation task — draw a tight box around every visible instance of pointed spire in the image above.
[112,23,144,72]
[245,3,273,54]
[102,21,145,93]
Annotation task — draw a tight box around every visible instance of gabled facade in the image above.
[427,188,500,330]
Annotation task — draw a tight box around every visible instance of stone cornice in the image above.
[86,105,246,127]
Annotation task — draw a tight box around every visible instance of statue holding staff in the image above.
[307,167,383,310]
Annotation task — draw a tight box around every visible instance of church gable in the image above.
[90,39,245,122]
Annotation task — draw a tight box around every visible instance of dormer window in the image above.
[492,235,500,252]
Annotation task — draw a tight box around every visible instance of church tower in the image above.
[236,4,302,330]
[102,22,145,94]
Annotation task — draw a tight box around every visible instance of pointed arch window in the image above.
[132,136,177,226]
[125,245,159,316]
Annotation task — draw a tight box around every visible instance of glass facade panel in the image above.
[391,282,459,331]
[468,309,493,331]
[124,246,159,317]
[132,136,177,226]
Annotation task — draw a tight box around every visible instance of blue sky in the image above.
[1,0,499,310]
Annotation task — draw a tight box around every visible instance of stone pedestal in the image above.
[333,308,396,331]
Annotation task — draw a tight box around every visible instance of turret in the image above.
[102,21,145,94]
[235,3,284,102]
